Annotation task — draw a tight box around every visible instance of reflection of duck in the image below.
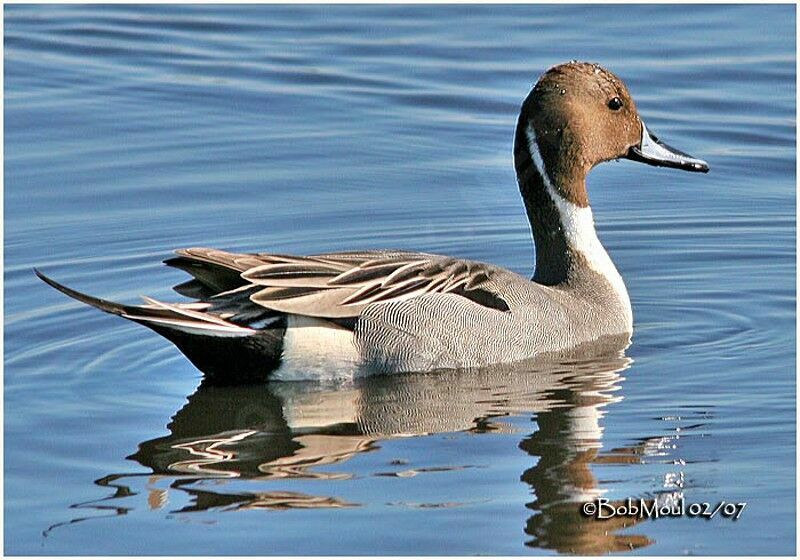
[49,346,697,552]
[521,372,656,554]
[36,61,708,382]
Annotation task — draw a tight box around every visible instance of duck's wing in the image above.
[165,248,426,296]
[164,248,267,297]
[240,250,511,318]
[165,247,511,319]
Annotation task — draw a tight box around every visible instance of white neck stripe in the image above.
[524,124,631,322]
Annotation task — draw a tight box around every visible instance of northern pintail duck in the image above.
[37,61,708,383]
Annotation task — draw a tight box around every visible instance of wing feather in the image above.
[168,248,510,319]
[250,286,363,318]
[241,252,507,318]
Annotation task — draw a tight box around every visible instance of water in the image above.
[4,4,795,555]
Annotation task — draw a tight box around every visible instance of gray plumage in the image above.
[36,245,631,381]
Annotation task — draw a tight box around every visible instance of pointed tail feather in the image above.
[34,268,254,336]
[34,268,129,316]
[34,268,286,383]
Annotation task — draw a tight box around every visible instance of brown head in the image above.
[513,61,708,288]
[515,61,708,208]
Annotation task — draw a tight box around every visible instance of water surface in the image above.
[4,4,795,555]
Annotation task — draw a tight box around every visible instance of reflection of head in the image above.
[520,364,659,553]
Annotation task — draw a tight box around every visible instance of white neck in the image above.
[525,125,631,324]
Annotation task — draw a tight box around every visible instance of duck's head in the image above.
[516,61,708,207]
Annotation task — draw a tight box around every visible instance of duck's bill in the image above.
[626,122,709,173]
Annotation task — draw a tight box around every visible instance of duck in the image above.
[36,61,708,383]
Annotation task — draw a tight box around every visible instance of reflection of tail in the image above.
[34,269,284,383]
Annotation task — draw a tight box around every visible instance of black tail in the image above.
[34,269,285,384]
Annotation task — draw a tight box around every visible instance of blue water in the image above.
[4,4,795,555]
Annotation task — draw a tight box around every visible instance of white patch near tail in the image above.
[271,315,361,381]
[525,124,632,328]
[275,386,362,430]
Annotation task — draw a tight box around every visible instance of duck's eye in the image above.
[608,97,623,111]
